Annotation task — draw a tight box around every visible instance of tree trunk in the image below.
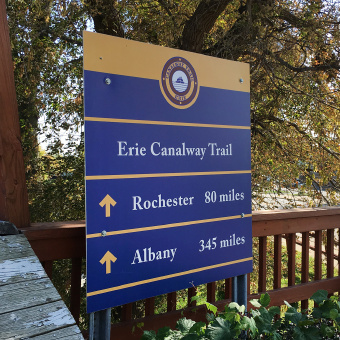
[181,0,233,52]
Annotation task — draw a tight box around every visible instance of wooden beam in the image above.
[22,207,340,262]
[249,277,340,307]
[0,0,30,228]
[22,221,86,261]
[253,207,340,237]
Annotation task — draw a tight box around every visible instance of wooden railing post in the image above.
[327,229,334,278]
[225,278,232,299]
[167,292,176,312]
[315,230,322,281]
[301,232,309,310]
[145,298,155,317]
[121,303,133,322]
[258,236,267,292]
[0,0,30,228]
[207,282,216,303]
[273,235,282,289]
[287,233,296,287]
[188,287,197,307]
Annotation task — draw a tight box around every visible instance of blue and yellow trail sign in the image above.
[84,31,252,313]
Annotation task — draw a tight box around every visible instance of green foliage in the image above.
[205,302,218,316]
[5,0,339,220]
[141,291,340,339]
[27,141,85,222]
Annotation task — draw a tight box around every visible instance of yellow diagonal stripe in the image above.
[85,117,250,129]
[87,257,252,297]
[86,170,251,180]
[86,213,252,239]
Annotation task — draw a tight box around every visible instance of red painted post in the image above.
[273,235,282,289]
[207,282,216,303]
[258,236,267,292]
[301,232,309,310]
[0,0,30,228]
[287,233,296,287]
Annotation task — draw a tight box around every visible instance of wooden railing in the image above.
[21,206,340,339]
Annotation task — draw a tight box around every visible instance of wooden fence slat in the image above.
[188,287,196,307]
[225,278,232,299]
[145,297,155,317]
[301,232,309,310]
[327,229,334,279]
[207,282,216,303]
[301,232,309,283]
[274,235,282,289]
[167,292,176,312]
[121,303,133,322]
[287,233,296,287]
[258,236,267,292]
[315,230,322,281]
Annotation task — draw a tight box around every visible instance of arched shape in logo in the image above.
[160,57,199,109]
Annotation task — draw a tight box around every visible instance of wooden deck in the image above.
[0,233,84,340]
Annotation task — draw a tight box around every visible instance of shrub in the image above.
[141,290,340,339]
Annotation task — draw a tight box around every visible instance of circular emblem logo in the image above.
[160,57,199,109]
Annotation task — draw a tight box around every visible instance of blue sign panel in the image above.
[84,31,252,313]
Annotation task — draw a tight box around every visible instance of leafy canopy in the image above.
[6,0,340,220]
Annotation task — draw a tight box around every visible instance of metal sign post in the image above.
[89,308,111,340]
[232,274,247,310]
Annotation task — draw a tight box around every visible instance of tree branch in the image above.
[263,114,340,161]
[157,0,178,30]
[181,0,233,52]
[85,0,125,37]
[270,50,339,73]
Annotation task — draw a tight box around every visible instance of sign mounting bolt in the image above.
[101,230,107,237]
[241,213,245,218]
[239,78,244,84]
[105,78,111,85]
